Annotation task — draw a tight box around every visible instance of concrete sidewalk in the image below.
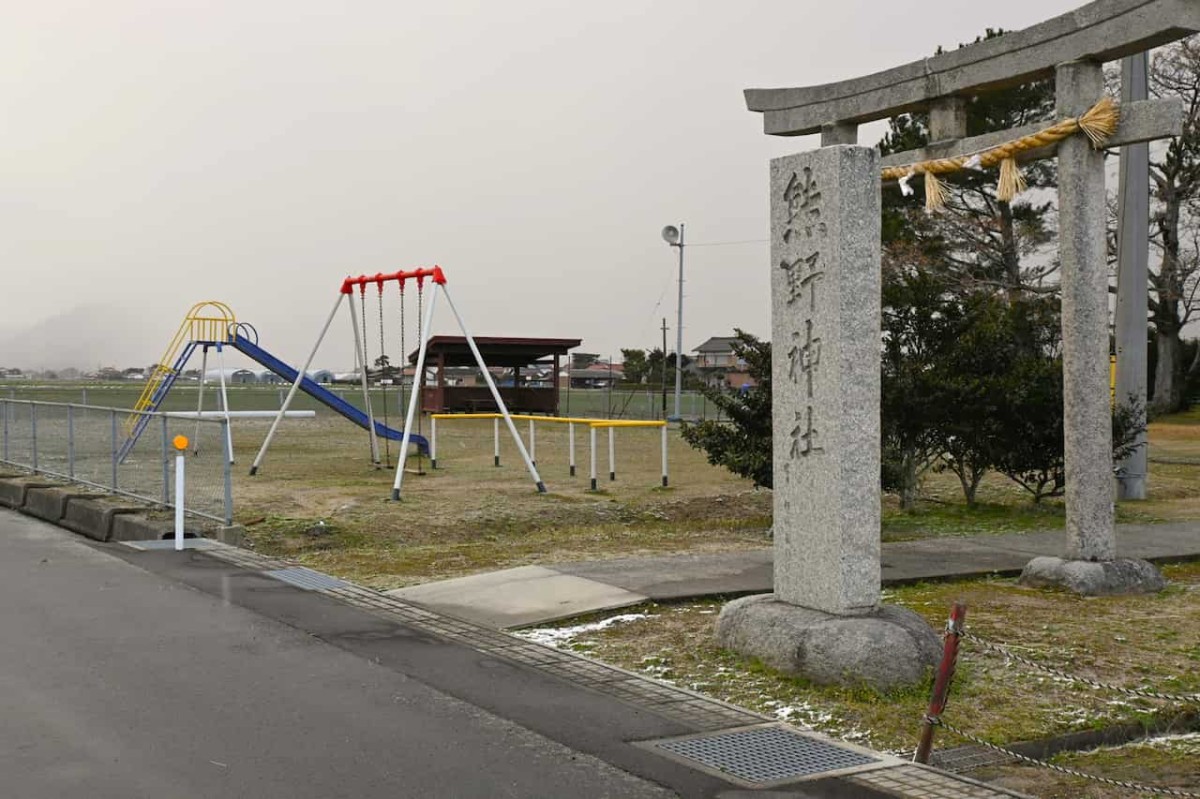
[387,522,1200,628]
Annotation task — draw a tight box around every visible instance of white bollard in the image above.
[173,434,188,551]
[529,418,536,465]
[431,417,438,469]
[661,424,669,487]
[589,426,597,490]
[608,427,616,482]
[568,422,576,477]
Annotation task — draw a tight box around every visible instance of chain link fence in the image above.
[0,399,232,524]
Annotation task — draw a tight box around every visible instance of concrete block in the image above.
[110,514,176,543]
[20,486,96,522]
[0,478,60,509]
[217,524,246,547]
[60,497,144,542]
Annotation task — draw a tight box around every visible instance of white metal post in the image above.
[589,426,597,491]
[347,290,381,466]
[391,285,440,500]
[608,427,616,482]
[529,418,536,465]
[661,425,668,487]
[568,422,576,477]
[441,286,546,493]
[431,416,438,469]
[174,448,186,551]
[216,344,234,463]
[250,292,345,475]
[194,347,208,454]
[493,416,500,467]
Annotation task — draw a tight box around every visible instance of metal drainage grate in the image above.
[646,724,881,786]
[264,567,348,591]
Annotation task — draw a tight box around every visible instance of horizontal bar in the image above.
[431,412,666,428]
[747,0,1200,136]
[879,97,1182,171]
[340,266,445,294]
[163,410,317,419]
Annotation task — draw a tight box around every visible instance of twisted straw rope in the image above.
[879,96,1119,191]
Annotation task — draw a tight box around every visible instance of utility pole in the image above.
[661,318,669,420]
[661,223,685,421]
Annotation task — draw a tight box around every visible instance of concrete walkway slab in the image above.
[394,523,1200,629]
[387,565,648,628]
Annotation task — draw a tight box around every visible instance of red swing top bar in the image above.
[339,266,446,294]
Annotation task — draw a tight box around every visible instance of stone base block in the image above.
[60,498,144,542]
[715,594,941,691]
[1019,556,1166,595]
[21,487,97,522]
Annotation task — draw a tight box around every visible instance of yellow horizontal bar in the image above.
[431,413,666,428]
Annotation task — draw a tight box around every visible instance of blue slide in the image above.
[233,334,428,453]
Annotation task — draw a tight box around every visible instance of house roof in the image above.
[693,336,740,353]
[409,336,582,368]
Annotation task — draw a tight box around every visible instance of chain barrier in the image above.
[928,716,1200,798]
[963,630,1200,705]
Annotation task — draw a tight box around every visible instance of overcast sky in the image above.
[2,0,1085,371]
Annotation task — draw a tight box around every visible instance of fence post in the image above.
[1,400,8,462]
[110,409,119,490]
[161,414,170,504]
[67,405,76,479]
[529,418,536,466]
[222,419,234,525]
[915,602,967,765]
[30,403,38,472]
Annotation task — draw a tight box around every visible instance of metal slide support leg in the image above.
[217,344,234,463]
[391,286,440,500]
[250,293,345,475]
[441,287,546,493]
[348,291,381,466]
[569,422,575,477]
[194,347,208,454]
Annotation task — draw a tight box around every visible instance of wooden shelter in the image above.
[411,336,580,415]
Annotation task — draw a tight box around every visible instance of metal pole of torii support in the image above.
[250,292,345,475]
[1115,52,1150,500]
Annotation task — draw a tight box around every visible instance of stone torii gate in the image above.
[718,0,1188,689]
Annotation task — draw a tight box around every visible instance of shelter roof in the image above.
[410,336,581,368]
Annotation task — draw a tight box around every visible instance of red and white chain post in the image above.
[915,601,967,765]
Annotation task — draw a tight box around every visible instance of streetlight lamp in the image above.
[661,223,684,421]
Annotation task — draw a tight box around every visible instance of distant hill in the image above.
[0,304,161,371]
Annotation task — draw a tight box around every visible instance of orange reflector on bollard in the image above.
[173,435,189,451]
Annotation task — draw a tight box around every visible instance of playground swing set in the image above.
[123,266,545,500]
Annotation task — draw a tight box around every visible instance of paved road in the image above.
[0,511,675,799]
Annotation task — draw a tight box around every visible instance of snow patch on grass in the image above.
[514,613,652,648]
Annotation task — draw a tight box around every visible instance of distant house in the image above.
[693,336,756,390]
[560,361,624,389]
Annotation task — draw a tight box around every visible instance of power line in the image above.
[687,238,768,248]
